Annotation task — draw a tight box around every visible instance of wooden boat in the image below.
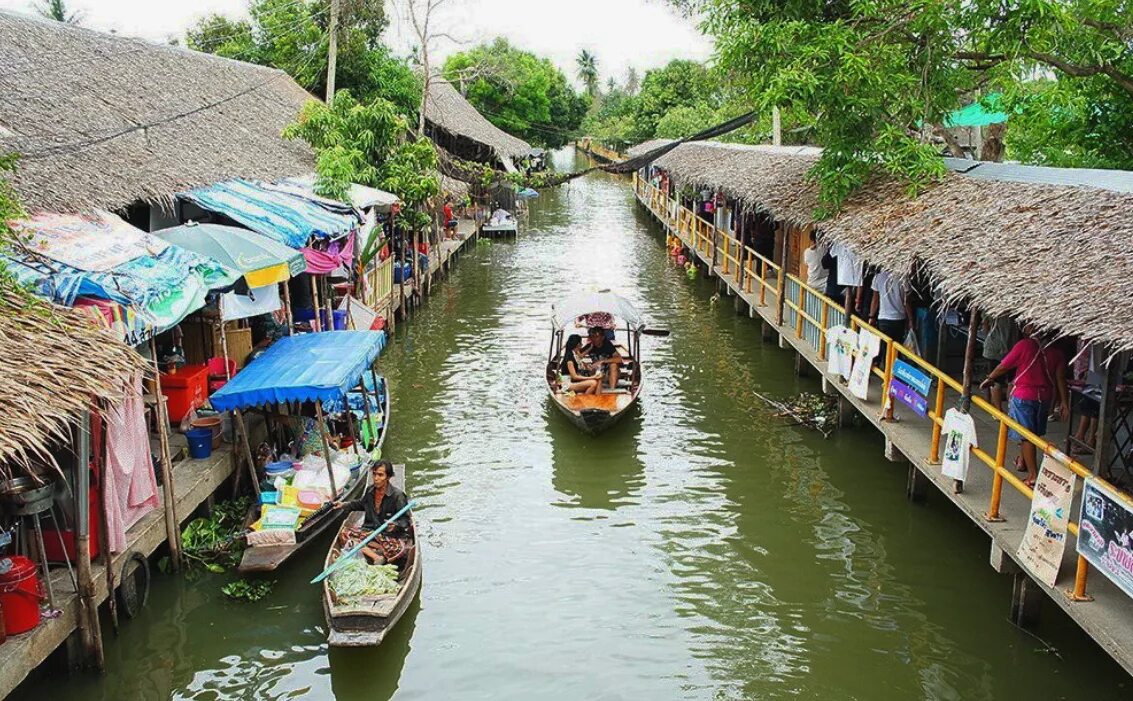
[238,385,391,573]
[546,292,661,435]
[323,464,420,647]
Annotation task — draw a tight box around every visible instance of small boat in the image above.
[323,464,420,647]
[237,381,391,573]
[546,291,663,435]
[480,207,518,237]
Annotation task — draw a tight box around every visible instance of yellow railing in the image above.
[367,254,394,310]
[632,175,1133,601]
[720,233,744,282]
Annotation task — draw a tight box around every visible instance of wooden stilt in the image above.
[149,340,182,572]
[74,409,104,670]
[233,410,261,498]
[315,403,340,497]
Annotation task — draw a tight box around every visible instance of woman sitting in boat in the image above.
[560,334,600,395]
[334,460,412,566]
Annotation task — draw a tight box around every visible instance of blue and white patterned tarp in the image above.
[180,179,360,249]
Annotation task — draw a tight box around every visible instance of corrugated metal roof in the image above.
[946,159,1133,193]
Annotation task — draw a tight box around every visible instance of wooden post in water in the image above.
[149,339,182,572]
[74,409,104,670]
[315,403,340,497]
[233,410,262,499]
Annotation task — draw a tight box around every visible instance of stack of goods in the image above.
[328,558,401,604]
[246,449,364,546]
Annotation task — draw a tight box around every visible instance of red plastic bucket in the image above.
[0,556,43,635]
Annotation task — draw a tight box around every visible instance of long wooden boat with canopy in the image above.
[208,331,390,573]
[322,463,420,647]
[546,291,661,434]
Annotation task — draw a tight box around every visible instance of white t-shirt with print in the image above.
[826,325,856,380]
[831,242,863,287]
[941,408,979,481]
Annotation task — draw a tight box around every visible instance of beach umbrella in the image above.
[158,222,306,286]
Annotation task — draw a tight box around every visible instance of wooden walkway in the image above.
[634,180,1133,678]
[0,441,234,698]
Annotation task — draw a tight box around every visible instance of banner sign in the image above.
[893,359,932,397]
[1077,477,1133,599]
[1017,456,1076,587]
[889,378,928,417]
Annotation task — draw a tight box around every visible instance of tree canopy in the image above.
[577,50,599,97]
[442,38,588,149]
[186,0,420,117]
[677,0,1133,210]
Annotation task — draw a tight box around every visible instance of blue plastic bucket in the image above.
[333,310,348,330]
[186,428,213,460]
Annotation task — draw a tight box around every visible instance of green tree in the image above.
[624,67,640,96]
[682,0,1133,211]
[576,49,599,97]
[631,59,717,144]
[186,0,420,115]
[443,39,587,148]
[36,0,81,23]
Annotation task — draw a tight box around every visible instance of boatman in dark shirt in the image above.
[585,325,623,392]
[334,460,412,565]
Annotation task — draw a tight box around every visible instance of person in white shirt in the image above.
[869,269,914,344]
[831,242,863,316]
[803,231,828,291]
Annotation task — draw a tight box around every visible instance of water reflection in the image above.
[548,402,645,511]
[327,598,419,700]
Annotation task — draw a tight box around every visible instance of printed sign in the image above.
[889,378,928,417]
[848,329,879,400]
[16,210,167,272]
[893,359,932,397]
[1077,477,1133,599]
[1017,456,1076,587]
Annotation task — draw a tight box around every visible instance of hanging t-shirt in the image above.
[831,242,863,287]
[871,270,907,321]
[803,244,828,290]
[941,408,978,481]
[826,324,856,379]
[848,329,880,399]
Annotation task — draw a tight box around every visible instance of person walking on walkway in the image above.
[979,324,1070,488]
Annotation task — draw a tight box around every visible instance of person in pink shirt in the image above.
[979,323,1070,487]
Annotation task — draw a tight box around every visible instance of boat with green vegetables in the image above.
[323,464,420,647]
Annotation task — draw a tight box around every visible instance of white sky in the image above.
[0,0,713,86]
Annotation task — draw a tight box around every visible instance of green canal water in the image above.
[19,149,1129,700]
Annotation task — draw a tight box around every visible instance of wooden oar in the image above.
[641,328,670,337]
[309,499,419,584]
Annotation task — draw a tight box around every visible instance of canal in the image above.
[18,148,1128,700]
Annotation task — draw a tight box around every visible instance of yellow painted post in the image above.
[745,254,754,294]
[1070,555,1092,601]
[722,238,730,276]
[774,266,786,326]
[881,341,897,419]
[929,378,946,463]
[758,260,768,305]
[819,303,829,361]
[986,421,1009,521]
[795,282,805,339]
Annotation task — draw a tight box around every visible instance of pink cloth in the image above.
[1001,338,1064,402]
[103,373,160,553]
[302,233,355,274]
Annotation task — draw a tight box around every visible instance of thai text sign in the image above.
[1077,477,1133,599]
[1017,456,1076,587]
[889,378,928,417]
[893,359,932,396]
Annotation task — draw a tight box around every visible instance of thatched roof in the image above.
[655,141,1133,350]
[626,139,673,159]
[423,78,533,163]
[0,11,316,213]
[0,292,146,472]
[440,174,470,200]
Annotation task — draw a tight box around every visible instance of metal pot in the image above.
[0,475,57,516]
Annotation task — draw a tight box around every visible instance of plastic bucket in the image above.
[333,310,348,330]
[191,416,222,449]
[0,556,43,635]
[186,428,213,460]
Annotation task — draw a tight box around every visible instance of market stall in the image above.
[207,331,390,572]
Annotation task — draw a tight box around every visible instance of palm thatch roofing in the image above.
[654,141,1133,350]
[0,292,146,472]
[423,78,533,164]
[0,11,316,214]
[440,174,470,201]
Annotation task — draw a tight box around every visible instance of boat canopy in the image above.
[209,331,387,411]
[552,291,645,329]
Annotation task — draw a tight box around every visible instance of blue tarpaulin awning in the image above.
[209,331,387,411]
[179,179,360,249]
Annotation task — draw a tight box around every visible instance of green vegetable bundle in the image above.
[328,558,401,602]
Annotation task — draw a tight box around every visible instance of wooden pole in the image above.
[149,339,182,572]
[360,377,376,451]
[315,403,340,497]
[282,280,294,336]
[233,410,261,498]
[324,276,336,331]
[74,409,104,670]
[956,308,982,494]
[308,275,321,332]
[326,0,339,101]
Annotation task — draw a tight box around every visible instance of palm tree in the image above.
[36,0,82,23]
[576,49,599,97]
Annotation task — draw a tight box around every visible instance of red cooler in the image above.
[0,556,43,635]
[160,364,209,423]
